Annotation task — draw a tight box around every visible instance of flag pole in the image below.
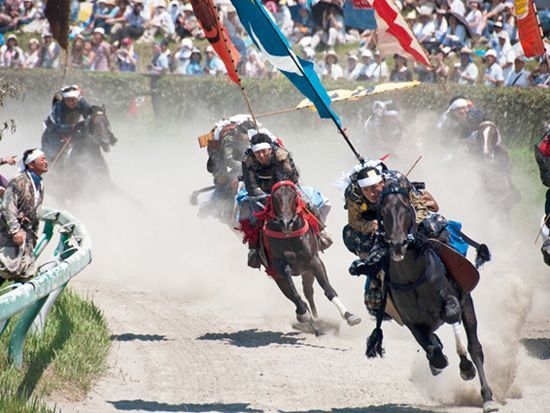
[247,1,364,162]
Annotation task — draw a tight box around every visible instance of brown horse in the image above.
[378,180,498,413]
[258,180,361,328]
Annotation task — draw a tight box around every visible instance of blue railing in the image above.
[0,208,92,367]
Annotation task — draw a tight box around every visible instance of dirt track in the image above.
[3,104,545,413]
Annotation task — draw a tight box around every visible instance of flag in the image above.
[369,0,431,67]
[44,0,71,50]
[514,0,545,58]
[229,0,341,125]
[190,0,241,85]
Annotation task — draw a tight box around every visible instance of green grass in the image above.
[0,288,110,412]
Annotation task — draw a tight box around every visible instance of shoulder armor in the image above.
[274,147,289,162]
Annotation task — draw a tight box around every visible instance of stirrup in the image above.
[318,232,333,251]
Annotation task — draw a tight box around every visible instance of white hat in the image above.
[182,3,193,11]
[93,27,105,36]
[303,46,315,58]
[497,30,509,40]
[418,5,433,16]
[205,45,214,53]
[449,98,469,112]
[181,37,193,48]
[360,49,373,58]
[485,49,497,58]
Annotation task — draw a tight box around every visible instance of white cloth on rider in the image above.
[16,149,45,172]
[247,128,277,142]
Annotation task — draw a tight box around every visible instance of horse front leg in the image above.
[308,258,361,327]
[408,324,448,375]
[301,271,317,319]
[273,261,310,322]
[461,293,499,412]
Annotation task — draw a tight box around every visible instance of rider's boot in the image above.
[247,248,261,269]
[318,231,333,251]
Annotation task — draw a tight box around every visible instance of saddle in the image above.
[428,239,480,293]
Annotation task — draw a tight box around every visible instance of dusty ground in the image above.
[3,99,549,413]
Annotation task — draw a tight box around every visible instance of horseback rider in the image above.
[41,85,94,164]
[535,124,550,266]
[343,164,446,316]
[239,132,332,268]
[363,100,404,150]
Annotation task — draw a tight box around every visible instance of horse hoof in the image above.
[483,400,499,412]
[427,349,448,371]
[296,311,311,323]
[459,357,476,381]
[430,365,444,376]
[344,311,362,326]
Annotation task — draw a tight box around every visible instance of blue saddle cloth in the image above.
[446,220,469,257]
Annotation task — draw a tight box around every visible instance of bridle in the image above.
[378,182,416,250]
[263,180,310,239]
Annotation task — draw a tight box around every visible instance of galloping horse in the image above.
[378,180,498,412]
[258,180,361,328]
[50,105,117,201]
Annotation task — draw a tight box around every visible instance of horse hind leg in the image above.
[301,271,318,319]
[452,322,476,381]
[462,293,499,412]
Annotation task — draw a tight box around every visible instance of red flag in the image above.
[369,0,431,67]
[190,0,241,85]
[44,0,70,50]
[514,0,545,58]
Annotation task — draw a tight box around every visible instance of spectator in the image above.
[465,0,483,36]
[310,6,346,50]
[449,0,466,16]
[501,2,516,42]
[321,49,343,80]
[204,44,226,76]
[82,40,96,70]
[174,3,201,40]
[115,36,138,71]
[70,34,87,69]
[91,27,111,71]
[505,55,531,87]
[149,39,172,74]
[186,46,203,75]
[243,48,266,79]
[91,0,119,35]
[529,58,550,88]
[22,37,40,68]
[390,53,413,82]
[495,30,515,79]
[414,5,439,54]
[0,0,21,34]
[415,46,450,83]
[115,0,148,41]
[440,13,469,51]
[370,49,390,83]
[356,48,376,81]
[39,31,61,68]
[13,0,41,30]
[142,0,175,42]
[344,52,361,81]
[273,0,293,38]
[0,33,24,68]
[291,4,314,45]
[106,0,131,41]
[487,20,503,50]
[173,36,193,74]
[433,8,449,40]
[452,46,479,84]
[483,49,504,87]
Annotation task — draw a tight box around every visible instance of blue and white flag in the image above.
[230,0,341,126]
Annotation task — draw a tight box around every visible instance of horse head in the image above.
[270,180,300,233]
[87,105,117,151]
[379,180,416,262]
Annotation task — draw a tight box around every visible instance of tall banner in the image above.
[369,0,431,66]
[190,0,241,85]
[229,0,341,126]
[44,0,71,50]
[514,0,545,58]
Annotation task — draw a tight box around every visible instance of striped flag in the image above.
[230,0,341,126]
[514,0,545,58]
[190,0,241,85]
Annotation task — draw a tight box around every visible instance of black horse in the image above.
[377,180,498,412]
[258,180,361,328]
[48,105,117,202]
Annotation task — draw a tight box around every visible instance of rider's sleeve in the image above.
[47,104,72,135]
[1,179,22,235]
[79,99,94,118]
[347,198,378,235]
[242,157,265,197]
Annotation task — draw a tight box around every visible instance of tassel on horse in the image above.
[366,276,388,358]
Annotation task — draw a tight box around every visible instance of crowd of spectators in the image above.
[0,0,548,87]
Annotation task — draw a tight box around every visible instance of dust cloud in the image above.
[2,91,548,408]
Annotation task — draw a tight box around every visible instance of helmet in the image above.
[61,84,81,100]
[372,101,387,117]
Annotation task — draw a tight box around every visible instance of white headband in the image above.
[358,169,382,188]
[252,142,271,152]
[18,149,45,172]
[63,89,80,98]
[449,98,469,112]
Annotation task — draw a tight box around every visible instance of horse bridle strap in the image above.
[387,266,428,292]
[263,219,310,239]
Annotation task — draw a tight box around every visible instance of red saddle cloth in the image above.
[428,239,480,293]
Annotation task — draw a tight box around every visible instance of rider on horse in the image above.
[41,85,94,163]
[343,163,447,316]
[239,133,332,269]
